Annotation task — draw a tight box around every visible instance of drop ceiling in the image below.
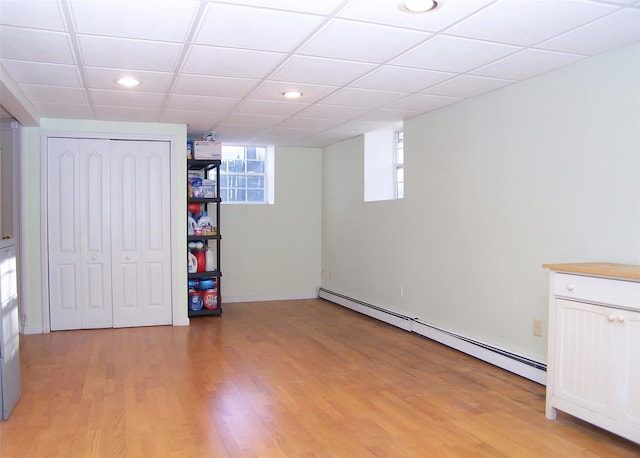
[1,0,639,147]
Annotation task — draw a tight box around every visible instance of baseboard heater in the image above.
[317,288,546,386]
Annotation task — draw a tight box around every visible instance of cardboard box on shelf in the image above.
[194,141,222,159]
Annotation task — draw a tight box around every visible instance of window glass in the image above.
[214,145,273,204]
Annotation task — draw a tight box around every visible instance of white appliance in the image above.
[0,239,20,420]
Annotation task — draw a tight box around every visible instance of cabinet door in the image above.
[110,141,172,327]
[553,299,615,418]
[616,309,640,431]
[48,138,113,330]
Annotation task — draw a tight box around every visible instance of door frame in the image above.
[39,130,185,333]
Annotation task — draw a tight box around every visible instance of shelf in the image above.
[188,159,221,172]
[188,270,221,279]
[187,156,222,318]
[188,197,222,204]
[187,234,221,241]
[188,307,222,317]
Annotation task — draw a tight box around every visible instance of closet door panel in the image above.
[111,141,171,327]
[78,144,113,328]
[48,138,112,330]
[138,143,172,323]
[48,139,81,330]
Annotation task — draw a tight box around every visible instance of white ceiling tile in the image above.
[78,35,182,72]
[330,118,392,134]
[173,74,259,98]
[298,19,429,63]
[166,94,240,112]
[20,84,87,104]
[2,0,638,147]
[233,99,308,116]
[270,55,377,86]
[591,0,639,4]
[447,0,617,46]
[320,87,408,108]
[216,0,346,15]
[253,131,322,147]
[385,93,461,112]
[423,74,515,98]
[159,110,222,132]
[0,0,66,31]
[355,108,421,124]
[93,105,160,122]
[338,0,495,32]
[250,81,339,103]
[89,89,165,108]
[297,103,370,120]
[211,124,270,143]
[350,65,455,92]
[537,8,640,55]
[33,102,92,119]
[219,113,288,127]
[1,60,81,87]
[472,48,587,80]
[257,124,335,142]
[84,67,172,92]
[0,26,74,64]
[194,3,325,52]
[275,116,342,130]
[390,35,522,73]
[182,45,286,78]
[304,131,361,146]
[69,0,199,42]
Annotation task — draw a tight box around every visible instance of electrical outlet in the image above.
[399,285,404,299]
[533,319,543,337]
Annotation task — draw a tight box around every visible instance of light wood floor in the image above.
[1,299,638,457]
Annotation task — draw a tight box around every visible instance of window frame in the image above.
[394,130,404,200]
[212,145,274,205]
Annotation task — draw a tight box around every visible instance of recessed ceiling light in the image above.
[401,0,440,13]
[282,90,302,99]
[116,77,141,88]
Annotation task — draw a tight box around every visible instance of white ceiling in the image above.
[1,0,639,147]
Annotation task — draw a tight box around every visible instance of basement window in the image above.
[395,130,404,199]
[214,145,275,204]
[364,126,404,202]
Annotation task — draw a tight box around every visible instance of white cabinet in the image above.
[544,263,640,444]
[0,240,20,420]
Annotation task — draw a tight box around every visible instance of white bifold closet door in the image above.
[109,140,171,328]
[47,138,171,331]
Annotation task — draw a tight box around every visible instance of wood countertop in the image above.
[542,262,640,281]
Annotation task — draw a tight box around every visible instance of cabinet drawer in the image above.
[554,273,640,310]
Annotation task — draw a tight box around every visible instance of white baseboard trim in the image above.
[318,288,546,386]
[223,292,318,304]
[317,288,413,331]
[411,320,546,385]
[22,325,44,335]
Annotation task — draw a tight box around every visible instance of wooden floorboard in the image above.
[1,299,638,457]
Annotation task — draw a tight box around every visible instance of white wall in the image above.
[222,146,322,302]
[321,43,640,362]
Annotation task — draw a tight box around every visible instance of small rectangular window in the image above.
[211,145,274,204]
[395,130,404,199]
[364,127,404,202]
